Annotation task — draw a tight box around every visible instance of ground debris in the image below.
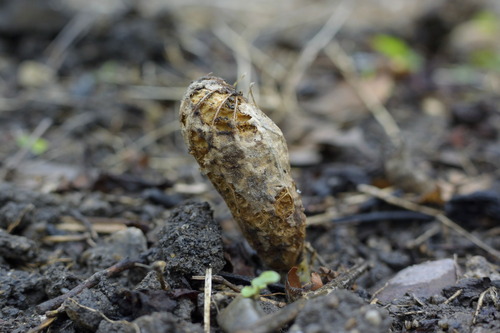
[152,201,226,287]
[290,289,392,333]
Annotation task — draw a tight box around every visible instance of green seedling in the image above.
[467,11,500,70]
[471,10,498,34]
[241,271,280,298]
[371,34,422,73]
[16,134,49,155]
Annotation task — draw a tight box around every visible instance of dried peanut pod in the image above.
[179,76,306,271]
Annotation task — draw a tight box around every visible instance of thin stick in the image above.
[7,203,34,233]
[406,223,441,249]
[444,289,462,305]
[192,274,242,293]
[212,22,253,94]
[42,234,92,244]
[325,42,402,147]
[26,316,57,333]
[152,261,169,291]
[204,267,213,333]
[212,20,287,80]
[36,258,146,314]
[303,261,369,300]
[70,209,98,241]
[212,93,235,125]
[1,118,53,180]
[246,299,308,333]
[194,90,216,111]
[473,287,497,324]
[102,121,179,170]
[358,184,500,260]
[45,12,97,70]
[282,0,354,116]
[233,95,239,122]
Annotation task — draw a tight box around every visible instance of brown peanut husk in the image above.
[179,76,306,271]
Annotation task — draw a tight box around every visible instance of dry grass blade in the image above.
[204,267,213,333]
[1,118,53,181]
[325,42,402,147]
[358,184,500,260]
[45,12,97,70]
[282,0,354,117]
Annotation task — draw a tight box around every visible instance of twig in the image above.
[244,299,308,333]
[36,258,146,314]
[444,289,462,305]
[102,121,179,171]
[303,260,370,299]
[305,241,328,267]
[406,223,441,249]
[358,184,500,260]
[204,267,213,333]
[358,184,440,215]
[124,85,187,100]
[152,261,169,290]
[1,118,53,181]
[212,21,253,96]
[26,316,57,333]
[192,274,241,292]
[45,11,97,70]
[69,209,98,242]
[309,210,434,227]
[473,287,498,324]
[282,0,354,117]
[42,233,93,244]
[325,42,402,147]
[7,203,34,233]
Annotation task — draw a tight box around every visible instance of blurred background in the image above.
[0,0,499,199]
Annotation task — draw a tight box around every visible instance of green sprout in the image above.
[371,34,422,73]
[471,10,498,34]
[241,271,280,298]
[16,134,49,155]
[469,49,500,70]
[467,11,500,71]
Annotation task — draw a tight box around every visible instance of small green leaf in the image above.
[258,271,280,284]
[472,10,498,34]
[241,286,258,298]
[16,134,49,155]
[469,49,500,70]
[372,34,410,58]
[241,271,280,298]
[251,278,265,289]
[371,34,422,73]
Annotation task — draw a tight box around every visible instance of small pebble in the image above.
[18,61,55,87]
[305,323,322,333]
[325,294,340,308]
[344,318,357,330]
[364,309,382,326]
[429,294,446,304]
[438,319,449,329]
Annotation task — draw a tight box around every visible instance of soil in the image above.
[1,1,500,332]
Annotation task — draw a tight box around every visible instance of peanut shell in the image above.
[179,76,306,271]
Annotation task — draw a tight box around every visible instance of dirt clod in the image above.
[83,227,147,272]
[152,201,225,287]
[290,289,392,333]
